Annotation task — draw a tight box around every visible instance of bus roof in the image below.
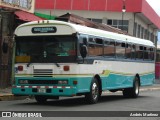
[15,20,155,47]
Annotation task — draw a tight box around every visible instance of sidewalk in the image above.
[0,87,28,101]
[0,82,160,101]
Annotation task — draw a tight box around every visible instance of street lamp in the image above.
[122,0,126,31]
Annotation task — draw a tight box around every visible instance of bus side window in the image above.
[88,36,103,56]
[131,45,136,59]
[79,34,88,44]
[126,43,132,59]
[144,47,149,60]
[95,38,103,45]
[136,45,143,60]
[116,41,125,58]
[79,34,88,56]
[83,37,88,45]
[150,48,155,60]
[104,39,115,57]
[88,36,95,56]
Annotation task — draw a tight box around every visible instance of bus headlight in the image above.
[58,80,68,84]
[19,80,28,84]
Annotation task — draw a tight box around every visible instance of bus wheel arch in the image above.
[123,75,140,98]
[85,75,102,104]
[135,74,141,86]
[94,74,102,96]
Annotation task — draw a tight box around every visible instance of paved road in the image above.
[0,90,160,120]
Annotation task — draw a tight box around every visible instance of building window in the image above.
[141,27,144,39]
[144,29,147,39]
[148,32,150,40]
[107,20,112,25]
[133,23,137,37]
[137,25,141,38]
[113,20,118,26]
[107,19,129,32]
[151,33,154,42]
[88,18,102,23]
[155,36,157,43]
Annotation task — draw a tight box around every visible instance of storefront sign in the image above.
[0,0,35,13]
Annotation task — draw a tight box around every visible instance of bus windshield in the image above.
[15,36,77,63]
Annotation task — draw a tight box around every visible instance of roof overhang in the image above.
[14,11,44,22]
[141,0,160,29]
[136,13,158,30]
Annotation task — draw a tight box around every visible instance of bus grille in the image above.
[33,69,53,77]
[28,80,58,84]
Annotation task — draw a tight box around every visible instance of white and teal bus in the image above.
[10,20,155,104]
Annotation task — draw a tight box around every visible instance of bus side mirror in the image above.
[2,42,8,54]
[80,45,88,58]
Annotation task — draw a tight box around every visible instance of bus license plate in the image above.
[38,88,46,93]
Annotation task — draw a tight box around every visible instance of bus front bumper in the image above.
[12,85,77,97]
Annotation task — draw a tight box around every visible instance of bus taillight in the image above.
[18,65,23,71]
[73,80,78,85]
[63,66,70,71]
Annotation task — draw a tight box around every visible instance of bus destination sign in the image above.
[32,27,57,33]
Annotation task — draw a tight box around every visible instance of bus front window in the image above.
[15,36,76,63]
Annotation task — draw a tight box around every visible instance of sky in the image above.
[146,0,160,42]
[146,0,160,16]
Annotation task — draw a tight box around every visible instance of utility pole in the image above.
[122,0,126,31]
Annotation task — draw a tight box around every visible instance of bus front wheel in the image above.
[85,78,100,104]
[35,95,47,103]
[123,77,140,98]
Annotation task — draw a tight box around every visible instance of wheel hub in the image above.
[92,83,98,100]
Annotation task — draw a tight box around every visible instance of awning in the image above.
[14,11,44,21]
[34,12,56,20]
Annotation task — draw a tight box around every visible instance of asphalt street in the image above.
[0,90,160,111]
[0,90,160,120]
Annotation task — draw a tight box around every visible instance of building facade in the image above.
[35,0,160,44]
[0,0,42,88]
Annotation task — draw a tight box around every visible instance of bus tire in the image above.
[85,78,100,104]
[35,95,47,103]
[123,76,140,98]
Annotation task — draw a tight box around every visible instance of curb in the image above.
[0,94,28,101]
[102,85,160,94]
[0,94,14,101]
[140,87,160,91]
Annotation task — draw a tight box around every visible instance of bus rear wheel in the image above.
[123,77,140,98]
[35,95,47,103]
[85,78,100,104]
